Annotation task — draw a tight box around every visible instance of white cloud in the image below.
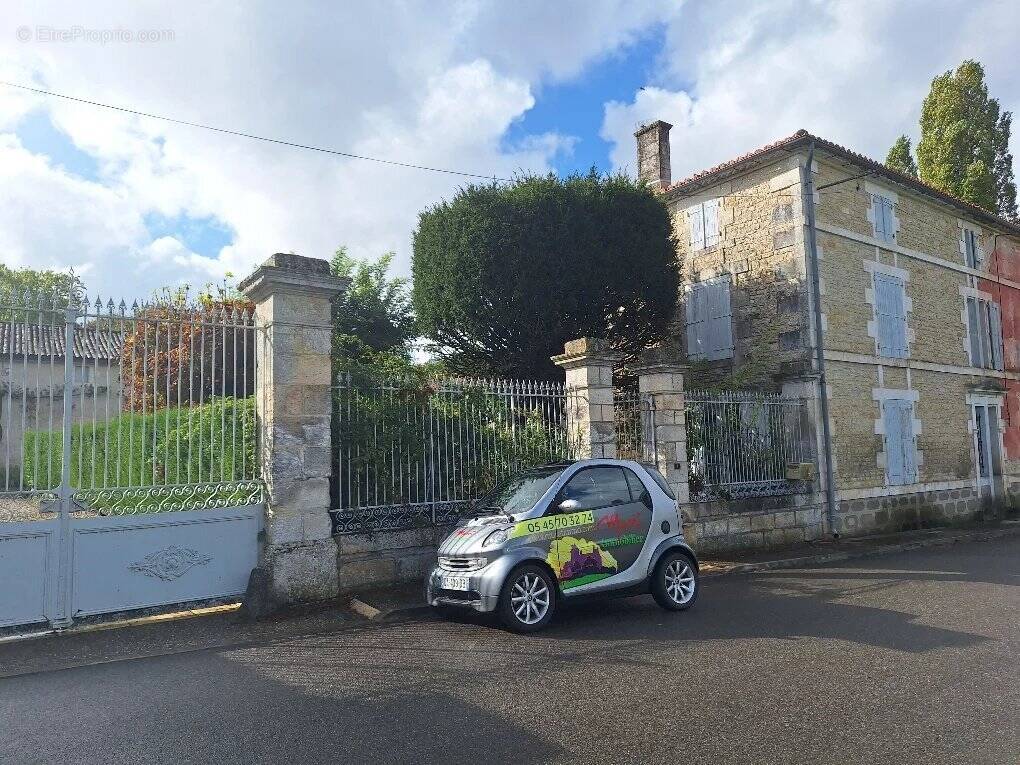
[1,1,676,298]
[602,0,1020,185]
[0,134,146,275]
[4,0,1014,307]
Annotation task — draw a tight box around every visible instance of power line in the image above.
[1,80,512,182]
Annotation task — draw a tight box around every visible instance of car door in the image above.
[547,466,652,593]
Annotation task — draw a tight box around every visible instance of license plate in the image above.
[441,575,470,591]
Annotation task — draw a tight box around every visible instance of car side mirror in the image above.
[558,499,579,513]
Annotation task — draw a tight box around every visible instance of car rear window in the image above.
[640,463,676,500]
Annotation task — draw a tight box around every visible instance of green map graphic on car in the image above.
[547,536,619,589]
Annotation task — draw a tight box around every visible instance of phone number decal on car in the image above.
[510,510,595,538]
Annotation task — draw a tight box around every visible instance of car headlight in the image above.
[483,528,510,547]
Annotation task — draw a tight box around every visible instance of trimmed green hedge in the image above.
[23,397,257,492]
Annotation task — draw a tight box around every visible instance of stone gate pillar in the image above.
[552,338,622,459]
[239,253,348,608]
[632,353,689,504]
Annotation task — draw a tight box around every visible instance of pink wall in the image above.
[979,239,1020,459]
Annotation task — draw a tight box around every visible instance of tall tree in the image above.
[119,281,255,413]
[0,265,84,319]
[885,135,917,177]
[917,60,1018,219]
[330,247,416,369]
[412,172,678,379]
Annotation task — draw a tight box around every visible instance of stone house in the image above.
[634,121,1020,539]
[0,322,123,484]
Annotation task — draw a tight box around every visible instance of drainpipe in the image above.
[803,142,839,538]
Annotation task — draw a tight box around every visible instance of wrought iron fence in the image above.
[685,389,812,502]
[331,372,572,533]
[0,290,262,519]
[614,388,650,462]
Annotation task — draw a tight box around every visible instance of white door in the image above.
[972,402,1002,499]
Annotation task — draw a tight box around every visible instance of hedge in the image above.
[23,397,257,494]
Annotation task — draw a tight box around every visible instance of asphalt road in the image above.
[1,538,1017,765]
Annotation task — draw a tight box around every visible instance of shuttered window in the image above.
[872,194,896,243]
[966,295,1004,370]
[873,272,908,358]
[686,199,720,251]
[883,399,917,486]
[686,276,734,361]
[964,229,983,269]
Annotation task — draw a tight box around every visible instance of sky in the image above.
[2,0,1018,302]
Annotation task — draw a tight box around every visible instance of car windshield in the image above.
[475,465,566,515]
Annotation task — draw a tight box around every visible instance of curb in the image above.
[698,524,1020,578]
[349,524,1020,621]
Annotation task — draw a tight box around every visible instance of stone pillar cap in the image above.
[629,346,687,375]
[551,337,624,369]
[239,252,349,302]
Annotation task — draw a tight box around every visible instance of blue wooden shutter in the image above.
[900,402,917,483]
[874,273,907,358]
[686,278,733,361]
[688,204,705,249]
[703,198,720,247]
[990,302,1004,370]
[705,277,734,360]
[685,283,706,359]
[873,196,887,239]
[882,198,896,241]
[884,399,915,485]
[966,297,982,366]
[884,400,904,484]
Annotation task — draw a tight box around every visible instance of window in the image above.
[559,467,631,511]
[640,463,676,500]
[686,198,720,250]
[964,228,983,269]
[873,272,909,358]
[622,467,651,508]
[882,399,917,486]
[872,193,896,243]
[685,276,734,361]
[966,295,1004,370]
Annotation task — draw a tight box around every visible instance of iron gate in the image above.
[331,373,572,533]
[0,291,263,630]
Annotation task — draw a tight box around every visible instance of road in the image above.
[1,538,1017,765]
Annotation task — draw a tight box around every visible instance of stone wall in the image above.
[684,493,826,554]
[813,154,1020,505]
[665,156,811,389]
[834,485,995,536]
[336,526,453,592]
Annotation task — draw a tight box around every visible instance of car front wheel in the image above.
[651,551,699,611]
[498,564,556,632]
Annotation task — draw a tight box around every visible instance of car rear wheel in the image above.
[498,564,556,633]
[652,551,699,611]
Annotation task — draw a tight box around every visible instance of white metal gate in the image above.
[0,290,263,630]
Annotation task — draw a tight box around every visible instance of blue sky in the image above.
[1,1,1018,301]
[504,26,666,177]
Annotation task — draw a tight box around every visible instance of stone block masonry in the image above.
[240,253,349,608]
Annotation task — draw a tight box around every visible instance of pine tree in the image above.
[917,60,1017,219]
[885,135,917,177]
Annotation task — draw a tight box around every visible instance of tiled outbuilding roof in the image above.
[0,322,123,361]
[665,129,1020,236]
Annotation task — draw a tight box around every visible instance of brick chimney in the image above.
[634,120,672,191]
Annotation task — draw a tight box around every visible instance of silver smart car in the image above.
[425,458,699,632]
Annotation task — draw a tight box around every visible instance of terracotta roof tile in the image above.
[0,323,123,361]
[665,129,1020,236]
